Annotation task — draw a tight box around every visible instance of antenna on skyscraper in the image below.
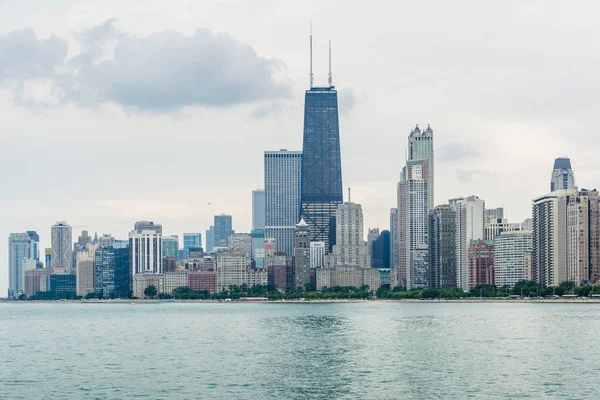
[309,23,314,89]
[328,39,333,87]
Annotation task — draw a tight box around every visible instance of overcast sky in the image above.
[2,0,599,295]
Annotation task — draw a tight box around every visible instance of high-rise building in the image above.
[183,233,202,257]
[216,249,247,292]
[494,231,533,288]
[372,231,391,269]
[396,125,434,289]
[293,219,311,290]
[250,229,265,269]
[8,232,38,298]
[76,249,95,297]
[26,231,39,261]
[228,233,252,261]
[327,202,369,268]
[300,72,343,252]
[390,208,399,274]
[77,230,92,247]
[428,205,457,289]
[266,252,293,291]
[51,221,73,271]
[484,219,521,241]
[134,221,162,235]
[485,207,504,222]
[129,230,163,276]
[264,150,302,256]
[214,215,233,248]
[550,157,576,192]
[310,241,326,269]
[521,218,533,231]
[451,196,485,291]
[162,235,179,259]
[252,189,266,230]
[45,248,52,269]
[566,189,600,285]
[206,226,215,252]
[467,240,494,290]
[532,190,575,286]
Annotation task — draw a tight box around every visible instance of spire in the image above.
[309,23,314,89]
[328,39,333,87]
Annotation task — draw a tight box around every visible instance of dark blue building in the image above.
[95,246,130,298]
[48,274,76,293]
[300,86,343,252]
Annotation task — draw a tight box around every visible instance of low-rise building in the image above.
[164,271,189,294]
[189,271,217,293]
[133,273,164,298]
[315,267,380,292]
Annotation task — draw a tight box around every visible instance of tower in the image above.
[550,157,575,192]
[301,29,343,252]
[51,221,73,270]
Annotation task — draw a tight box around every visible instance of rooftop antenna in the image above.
[309,23,314,89]
[328,39,333,87]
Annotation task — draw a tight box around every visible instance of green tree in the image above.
[144,285,158,298]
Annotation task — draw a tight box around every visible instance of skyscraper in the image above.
[494,231,533,288]
[51,221,72,270]
[183,233,202,257]
[550,157,575,192]
[300,35,343,252]
[451,196,485,291]
[8,232,37,298]
[467,240,494,289]
[129,230,163,275]
[206,226,215,252]
[264,150,302,256]
[134,221,163,235]
[327,202,369,268]
[162,235,179,259]
[390,208,399,274]
[214,215,233,248]
[95,246,130,298]
[252,189,266,230]
[396,125,434,289]
[293,219,311,290]
[428,205,457,289]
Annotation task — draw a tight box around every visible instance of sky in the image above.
[2,0,600,295]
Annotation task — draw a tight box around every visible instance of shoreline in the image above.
[3,298,600,304]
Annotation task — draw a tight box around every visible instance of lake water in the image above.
[1,302,600,399]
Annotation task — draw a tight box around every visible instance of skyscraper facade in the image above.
[214,215,234,248]
[300,86,343,253]
[51,221,72,271]
[428,205,457,289]
[293,219,311,290]
[129,230,163,275]
[183,233,202,255]
[134,221,163,235]
[550,157,576,192]
[162,235,179,259]
[467,240,494,289]
[206,226,215,252]
[8,232,38,298]
[451,196,485,291]
[494,231,533,287]
[328,202,368,268]
[390,208,399,275]
[372,230,391,269]
[250,229,266,269]
[264,150,302,256]
[252,189,266,230]
[396,125,434,289]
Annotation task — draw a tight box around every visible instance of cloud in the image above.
[249,101,284,120]
[437,142,480,163]
[456,169,497,182]
[338,88,364,115]
[0,20,293,111]
[0,28,67,82]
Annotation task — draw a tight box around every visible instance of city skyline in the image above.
[3,1,600,296]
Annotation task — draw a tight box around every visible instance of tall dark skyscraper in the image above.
[300,34,343,252]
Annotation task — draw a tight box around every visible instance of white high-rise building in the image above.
[51,221,72,271]
[550,157,575,192]
[8,232,38,299]
[532,190,576,286]
[395,125,434,289]
[129,230,163,275]
[328,202,369,268]
[494,231,533,287]
[264,150,302,256]
[484,219,521,241]
[310,241,326,269]
[252,189,265,230]
[450,196,485,291]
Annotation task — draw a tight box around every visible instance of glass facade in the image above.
[300,87,343,252]
[95,247,130,298]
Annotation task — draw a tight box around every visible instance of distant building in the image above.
[372,230,391,269]
[494,231,533,287]
[95,246,130,298]
[48,273,77,293]
[367,228,380,267]
[205,226,215,253]
[523,253,533,281]
[429,205,457,289]
[8,232,38,298]
[134,221,162,235]
[327,202,369,269]
[467,240,494,289]
[485,207,504,222]
[216,249,247,292]
[315,267,380,292]
[390,208,399,274]
[265,150,302,256]
[77,230,92,247]
[310,242,325,269]
[228,233,252,261]
[566,189,600,285]
[293,219,311,290]
[24,268,51,297]
[45,248,52,270]
[550,157,575,192]
[214,215,234,248]
[266,252,292,291]
[183,233,202,258]
[129,230,163,275]
[521,218,533,231]
[133,274,164,298]
[252,189,266,230]
[247,268,268,288]
[162,257,177,273]
[484,219,521,241]
[76,247,96,297]
[250,229,265,269]
[189,271,217,293]
[162,235,179,259]
[51,221,73,271]
[164,271,189,295]
[450,196,485,291]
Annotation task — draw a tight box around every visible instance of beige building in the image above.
[217,249,247,292]
[566,189,600,285]
[24,268,51,297]
[484,219,521,241]
[327,202,369,268]
[76,248,96,297]
[247,269,268,288]
[523,253,533,281]
[164,271,189,294]
[315,267,380,292]
[133,274,164,298]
